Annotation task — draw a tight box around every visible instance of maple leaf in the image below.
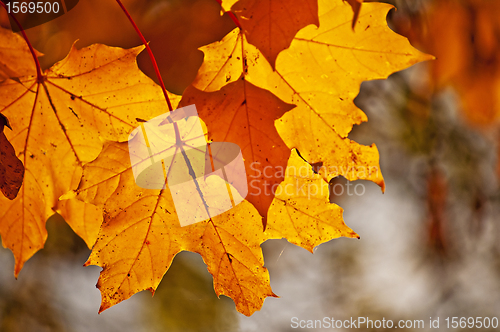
[221,0,319,68]
[0,43,174,275]
[248,0,432,166]
[69,129,360,315]
[0,26,42,80]
[180,80,295,223]
[0,0,433,315]
[0,113,24,200]
[265,149,359,251]
[64,0,429,315]
[69,140,276,316]
[186,1,430,221]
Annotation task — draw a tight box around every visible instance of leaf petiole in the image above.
[115,0,173,112]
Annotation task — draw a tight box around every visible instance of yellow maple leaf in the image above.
[71,0,430,314]
[0,0,433,315]
[266,149,359,252]
[0,43,175,275]
[194,0,431,190]
[70,140,276,316]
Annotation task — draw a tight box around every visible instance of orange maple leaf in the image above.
[0,0,432,316]
[221,0,319,68]
[0,41,174,276]
[180,80,295,225]
[61,0,431,316]
[67,136,277,316]
[188,1,432,219]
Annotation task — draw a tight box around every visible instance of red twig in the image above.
[0,2,43,82]
[115,0,173,112]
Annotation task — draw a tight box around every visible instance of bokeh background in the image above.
[1,0,500,331]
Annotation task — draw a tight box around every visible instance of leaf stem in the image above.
[115,0,173,112]
[0,2,43,82]
[215,0,241,28]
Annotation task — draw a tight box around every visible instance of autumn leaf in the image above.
[221,0,319,68]
[67,0,430,315]
[187,1,431,220]
[0,113,24,200]
[0,26,42,80]
[180,80,295,223]
[69,140,276,316]
[274,0,430,181]
[265,149,359,251]
[0,43,173,275]
[0,0,433,315]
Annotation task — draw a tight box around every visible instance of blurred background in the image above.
[1,0,500,330]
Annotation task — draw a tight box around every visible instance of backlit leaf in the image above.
[266,149,359,252]
[223,0,319,68]
[73,141,276,316]
[189,0,432,217]
[0,0,434,315]
[180,80,295,223]
[0,43,172,275]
